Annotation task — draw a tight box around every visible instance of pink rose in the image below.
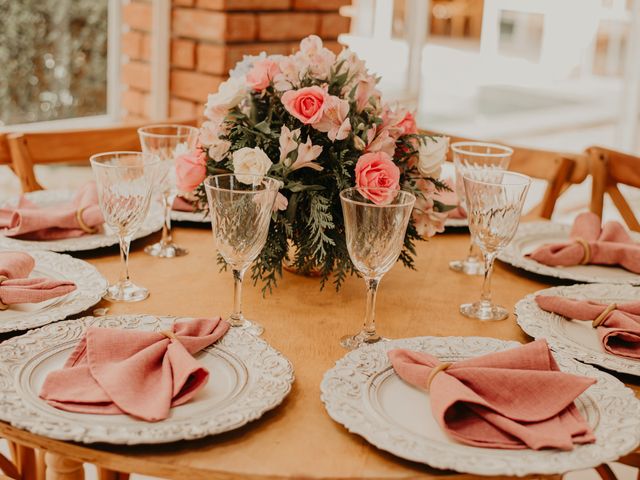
[246,58,281,92]
[355,152,401,205]
[176,148,207,193]
[398,111,418,136]
[281,86,327,125]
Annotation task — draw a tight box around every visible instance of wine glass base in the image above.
[144,242,188,258]
[340,332,388,350]
[459,302,509,321]
[104,281,149,303]
[228,317,264,336]
[449,259,483,275]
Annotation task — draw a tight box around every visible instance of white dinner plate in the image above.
[321,336,640,477]
[0,189,164,252]
[0,314,294,444]
[170,209,209,223]
[498,221,640,285]
[444,217,468,228]
[515,283,640,376]
[0,250,107,333]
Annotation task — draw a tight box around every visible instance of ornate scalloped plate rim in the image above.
[320,336,640,477]
[515,283,640,376]
[498,221,640,285]
[0,250,107,333]
[0,189,164,252]
[0,314,294,444]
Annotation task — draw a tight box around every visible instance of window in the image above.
[0,0,119,128]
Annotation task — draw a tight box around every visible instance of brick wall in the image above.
[120,0,351,122]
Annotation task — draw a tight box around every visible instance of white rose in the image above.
[232,147,273,185]
[418,136,449,178]
[204,77,247,120]
[208,138,231,162]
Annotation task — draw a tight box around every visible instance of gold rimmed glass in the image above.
[339,187,416,349]
[204,173,280,336]
[460,171,531,321]
[138,124,199,258]
[449,142,513,275]
[90,151,160,302]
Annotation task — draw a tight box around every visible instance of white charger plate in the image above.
[171,209,209,223]
[0,314,294,444]
[321,336,640,477]
[0,189,164,252]
[444,217,468,228]
[515,283,640,376]
[498,221,640,285]
[0,250,107,333]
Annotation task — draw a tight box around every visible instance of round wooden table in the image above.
[1,226,638,480]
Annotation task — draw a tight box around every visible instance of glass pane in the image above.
[0,0,109,126]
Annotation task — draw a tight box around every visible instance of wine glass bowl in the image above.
[340,187,416,349]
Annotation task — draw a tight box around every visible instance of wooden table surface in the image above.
[1,224,638,480]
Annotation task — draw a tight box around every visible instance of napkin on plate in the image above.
[388,339,595,451]
[536,295,640,360]
[40,317,230,422]
[528,212,640,273]
[435,179,466,219]
[0,183,104,240]
[0,251,76,308]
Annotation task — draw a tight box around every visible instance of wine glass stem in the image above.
[230,268,245,327]
[160,192,173,247]
[362,277,380,341]
[480,251,498,307]
[118,235,132,284]
[467,239,480,262]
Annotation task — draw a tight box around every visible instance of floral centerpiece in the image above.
[176,35,451,292]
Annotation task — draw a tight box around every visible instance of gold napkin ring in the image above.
[0,275,8,311]
[76,207,99,234]
[593,303,617,328]
[574,237,591,265]
[159,330,177,340]
[426,362,452,392]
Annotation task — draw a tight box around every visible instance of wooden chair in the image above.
[421,130,589,219]
[7,119,197,193]
[588,145,640,232]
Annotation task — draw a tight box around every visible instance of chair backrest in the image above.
[421,130,589,219]
[0,134,11,166]
[587,145,640,232]
[7,118,198,193]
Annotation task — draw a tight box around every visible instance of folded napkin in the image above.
[528,212,640,273]
[536,295,640,360]
[0,251,76,309]
[388,339,595,451]
[40,317,230,422]
[172,196,196,212]
[435,179,466,219]
[0,183,104,240]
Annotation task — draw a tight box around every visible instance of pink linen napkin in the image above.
[172,196,196,212]
[528,212,640,273]
[435,179,466,219]
[0,251,76,307]
[536,295,640,360]
[388,339,595,451]
[0,183,104,240]
[40,317,230,422]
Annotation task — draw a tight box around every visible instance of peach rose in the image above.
[398,111,418,136]
[281,86,327,125]
[355,152,401,205]
[176,148,207,193]
[246,58,281,92]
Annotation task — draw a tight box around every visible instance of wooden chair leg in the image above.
[13,445,37,480]
[607,185,640,232]
[0,451,20,479]
[44,453,84,480]
[36,450,46,480]
[596,463,619,480]
[589,149,608,219]
[97,468,129,480]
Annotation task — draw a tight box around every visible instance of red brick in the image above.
[171,39,196,69]
[319,13,350,39]
[173,8,256,42]
[124,113,148,123]
[123,2,152,31]
[257,13,318,41]
[121,31,143,59]
[197,42,291,75]
[122,89,145,115]
[293,0,350,10]
[141,34,152,59]
[170,98,199,119]
[121,61,152,91]
[173,0,195,5]
[171,70,225,102]
[196,0,290,9]
[323,40,344,54]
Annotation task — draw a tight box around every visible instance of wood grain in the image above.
[0,226,637,479]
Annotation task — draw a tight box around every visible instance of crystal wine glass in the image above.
[90,152,159,302]
[204,174,280,336]
[340,187,416,349]
[138,124,199,258]
[449,142,513,275]
[460,171,531,321]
